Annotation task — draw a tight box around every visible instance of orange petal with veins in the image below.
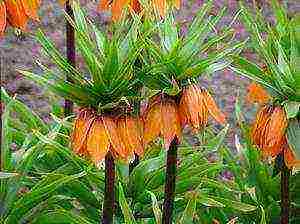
[264,106,287,157]
[284,145,300,169]
[71,109,96,156]
[161,100,181,149]
[97,0,111,11]
[173,0,180,9]
[202,89,226,125]
[246,82,271,105]
[111,0,128,22]
[143,100,162,145]
[153,0,166,17]
[5,0,29,31]
[0,2,6,36]
[21,0,40,21]
[117,116,144,157]
[102,115,127,160]
[86,118,110,163]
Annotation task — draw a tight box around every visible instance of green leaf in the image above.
[178,197,197,224]
[284,101,300,119]
[1,87,48,133]
[119,183,137,224]
[0,172,19,179]
[147,190,162,224]
[204,124,229,152]
[6,172,86,224]
[196,194,225,207]
[32,209,94,224]
[286,118,300,161]
[129,153,165,194]
[208,196,257,212]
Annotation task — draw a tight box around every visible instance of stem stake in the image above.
[162,137,178,224]
[281,158,290,224]
[102,151,115,224]
[64,0,75,117]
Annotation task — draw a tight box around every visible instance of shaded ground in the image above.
[1,0,299,145]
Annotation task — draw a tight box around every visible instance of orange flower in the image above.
[153,0,166,17]
[117,115,144,158]
[251,105,289,160]
[246,82,271,105]
[202,88,226,125]
[71,108,143,163]
[97,0,181,21]
[143,95,181,149]
[0,2,6,36]
[284,144,300,169]
[20,0,41,21]
[264,106,287,156]
[5,0,29,31]
[251,105,273,151]
[71,109,96,156]
[129,0,141,14]
[178,84,226,131]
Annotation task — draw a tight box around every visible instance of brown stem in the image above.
[281,156,290,224]
[64,0,75,117]
[162,137,179,224]
[102,151,115,224]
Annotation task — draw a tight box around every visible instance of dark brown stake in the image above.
[102,151,115,224]
[281,157,290,224]
[64,0,75,117]
[162,137,179,224]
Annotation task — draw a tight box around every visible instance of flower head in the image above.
[143,94,181,149]
[179,84,226,132]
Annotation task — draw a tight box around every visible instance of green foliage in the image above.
[231,1,300,103]
[0,88,103,223]
[19,2,145,111]
[139,1,245,95]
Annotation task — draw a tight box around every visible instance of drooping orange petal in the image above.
[251,106,270,147]
[202,89,226,125]
[198,91,208,128]
[102,115,127,160]
[21,0,40,21]
[246,82,271,105]
[86,118,110,163]
[117,116,144,157]
[97,0,111,11]
[161,99,181,149]
[179,85,201,130]
[0,1,6,36]
[284,145,300,169]
[153,0,166,17]
[264,106,287,157]
[5,0,29,31]
[173,0,180,10]
[111,0,127,22]
[71,110,96,156]
[143,100,162,145]
[129,0,141,14]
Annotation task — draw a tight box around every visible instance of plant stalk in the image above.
[102,151,115,224]
[281,156,290,224]
[64,0,75,117]
[162,137,179,224]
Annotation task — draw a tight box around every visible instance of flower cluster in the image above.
[0,0,41,35]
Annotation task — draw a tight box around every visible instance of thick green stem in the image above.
[64,0,75,117]
[162,137,178,224]
[102,151,115,224]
